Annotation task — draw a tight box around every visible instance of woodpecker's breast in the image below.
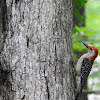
[76,54,89,76]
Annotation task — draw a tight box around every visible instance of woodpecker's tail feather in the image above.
[75,93,80,100]
[75,89,82,100]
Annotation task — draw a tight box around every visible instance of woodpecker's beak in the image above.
[82,42,89,49]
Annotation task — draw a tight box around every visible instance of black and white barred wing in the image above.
[81,58,93,89]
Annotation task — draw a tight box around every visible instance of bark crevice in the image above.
[45,76,50,100]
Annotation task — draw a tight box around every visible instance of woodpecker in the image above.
[75,42,98,100]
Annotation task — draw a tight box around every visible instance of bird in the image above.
[75,42,98,100]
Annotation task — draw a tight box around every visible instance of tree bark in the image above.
[0,0,75,100]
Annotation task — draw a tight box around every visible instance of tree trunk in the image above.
[0,0,75,100]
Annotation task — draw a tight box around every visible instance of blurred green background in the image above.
[73,0,100,99]
[73,0,100,62]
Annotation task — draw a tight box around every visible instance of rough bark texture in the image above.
[0,0,75,100]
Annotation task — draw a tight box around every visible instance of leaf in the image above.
[72,28,80,34]
[73,0,81,8]
[87,87,92,91]
[73,8,84,24]
[73,0,87,8]
[81,0,87,7]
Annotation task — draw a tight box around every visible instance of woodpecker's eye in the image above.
[90,48,92,50]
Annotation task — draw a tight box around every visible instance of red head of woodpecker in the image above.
[82,42,98,62]
[75,42,98,100]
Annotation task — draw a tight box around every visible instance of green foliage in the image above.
[94,83,100,88]
[73,0,87,8]
[89,71,100,78]
[73,8,84,23]
[73,0,100,90]
[73,0,87,23]
[73,0,100,54]
[87,87,92,91]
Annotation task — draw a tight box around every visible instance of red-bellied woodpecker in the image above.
[75,42,98,100]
